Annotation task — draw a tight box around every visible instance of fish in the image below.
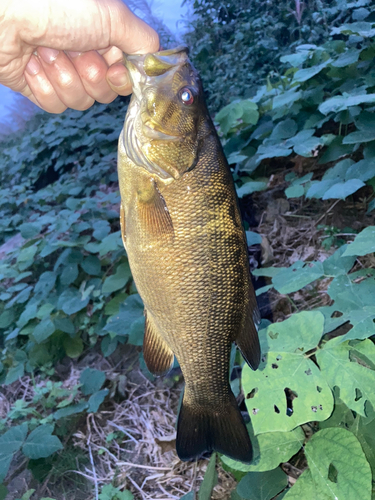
[117,46,261,463]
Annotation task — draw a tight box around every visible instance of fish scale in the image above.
[118,46,260,463]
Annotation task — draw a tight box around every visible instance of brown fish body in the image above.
[118,47,260,462]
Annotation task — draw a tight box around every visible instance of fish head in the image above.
[122,47,211,182]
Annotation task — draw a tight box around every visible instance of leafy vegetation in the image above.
[184,0,371,111]
[0,0,375,498]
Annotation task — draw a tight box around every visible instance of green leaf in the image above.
[272,261,324,294]
[99,485,134,500]
[236,181,267,198]
[273,89,302,109]
[331,21,375,37]
[0,423,28,482]
[180,493,195,500]
[81,255,101,276]
[342,226,375,256]
[53,402,88,420]
[0,309,15,328]
[243,312,333,434]
[331,49,361,68]
[19,222,43,239]
[33,318,56,343]
[285,184,304,198]
[104,294,144,336]
[57,287,90,315]
[345,159,375,181]
[283,469,326,500]
[305,427,371,500]
[34,271,56,298]
[17,245,38,263]
[316,340,375,417]
[322,179,365,200]
[319,94,375,115]
[293,59,331,83]
[322,245,356,276]
[0,485,8,500]
[63,336,83,358]
[293,136,323,158]
[102,262,131,294]
[198,453,218,500]
[215,100,259,134]
[60,263,78,286]
[343,129,375,144]
[246,231,262,246]
[5,363,25,385]
[221,427,304,472]
[88,389,109,413]
[22,425,63,459]
[80,368,106,395]
[237,468,288,500]
[54,317,75,335]
[98,231,122,256]
[269,119,298,141]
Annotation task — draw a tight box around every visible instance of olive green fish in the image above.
[117,46,260,463]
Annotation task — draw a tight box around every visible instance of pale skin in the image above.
[0,0,159,113]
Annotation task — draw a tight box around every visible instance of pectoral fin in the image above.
[138,180,174,240]
[235,298,261,371]
[143,310,174,376]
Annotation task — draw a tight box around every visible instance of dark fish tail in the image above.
[176,391,253,463]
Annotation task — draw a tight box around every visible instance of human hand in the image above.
[0,0,159,113]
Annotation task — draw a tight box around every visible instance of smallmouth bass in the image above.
[117,46,260,463]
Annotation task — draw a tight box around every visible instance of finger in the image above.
[66,50,117,104]
[106,62,131,96]
[37,47,94,111]
[99,46,124,67]
[24,54,67,113]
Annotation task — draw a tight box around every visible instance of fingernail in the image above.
[67,51,82,58]
[38,47,59,64]
[25,56,40,76]
[108,70,129,89]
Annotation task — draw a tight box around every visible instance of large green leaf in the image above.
[316,340,375,417]
[57,287,90,315]
[22,425,63,459]
[33,318,56,343]
[305,427,371,500]
[221,427,304,472]
[243,312,333,434]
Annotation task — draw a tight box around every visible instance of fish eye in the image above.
[180,87,194,105]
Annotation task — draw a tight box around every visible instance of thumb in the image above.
[107,0,160,55]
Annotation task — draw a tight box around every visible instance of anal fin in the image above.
[138,180,174,240]
[143,310,174,376]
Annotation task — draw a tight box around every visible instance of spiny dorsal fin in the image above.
[143,310,174,376]
[138,181,174,240]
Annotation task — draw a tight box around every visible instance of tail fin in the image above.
[176,392,253,463]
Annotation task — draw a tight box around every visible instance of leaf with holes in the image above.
[243,312,333,434]
[305,427,371,500]
[316,340,375,417]
[221,427,304,472]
